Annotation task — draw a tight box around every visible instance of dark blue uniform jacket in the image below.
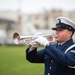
[26,38,75,75]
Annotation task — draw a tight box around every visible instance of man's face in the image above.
[55,28,72,43]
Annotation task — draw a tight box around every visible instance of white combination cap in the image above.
[52,17,75,33]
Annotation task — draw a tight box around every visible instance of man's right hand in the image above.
[29,40,39,50]
[29,32,42,50]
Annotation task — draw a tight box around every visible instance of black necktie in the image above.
[57,44,61,48]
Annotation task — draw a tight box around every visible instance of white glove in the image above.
[30,40,39,47]
[34,36,50,46]
[29,32,42,47]
[24,33,41,46]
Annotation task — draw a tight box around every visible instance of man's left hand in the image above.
[34,36,50,46]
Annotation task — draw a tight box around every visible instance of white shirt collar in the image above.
[58,42,65,45]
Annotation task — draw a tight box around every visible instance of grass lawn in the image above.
[0,45,44,75]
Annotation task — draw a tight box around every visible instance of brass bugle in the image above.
[13,32,55,45]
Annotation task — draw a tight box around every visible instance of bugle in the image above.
[13,32,55,45]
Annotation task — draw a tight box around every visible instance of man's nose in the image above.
[56,31,59,34]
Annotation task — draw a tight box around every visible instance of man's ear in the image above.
[68,31,73,37]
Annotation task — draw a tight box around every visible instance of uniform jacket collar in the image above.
[55,38,74,50]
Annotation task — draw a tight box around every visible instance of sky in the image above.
[0,0,75,14]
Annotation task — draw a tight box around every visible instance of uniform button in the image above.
[50,67,51,69]
[48,73,50,75]
[44,57,46,59]
[51,60,53,62]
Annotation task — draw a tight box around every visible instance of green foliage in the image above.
[0,46,44,75]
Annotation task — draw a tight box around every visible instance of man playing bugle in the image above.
[26,17,75,75]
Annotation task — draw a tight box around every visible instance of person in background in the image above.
[26,17,75,75]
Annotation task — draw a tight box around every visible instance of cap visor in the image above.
[52,27,57,30]
[52,27,66,30]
